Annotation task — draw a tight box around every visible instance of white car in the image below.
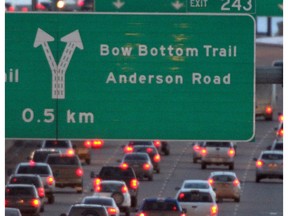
[93,180,131,216]
[176,179,216,201]
[176,188,218,216]
[81,196,120,216]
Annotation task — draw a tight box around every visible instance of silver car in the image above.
[254,150,283,183]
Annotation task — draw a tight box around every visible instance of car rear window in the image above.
[134,147,157,154]
[205,142,231,147]
[17,165,50,175]
[33,151,57,162]
[262,153,283,160]
[83,198,113,206]
[99,183,123,192]
[44,140,70,148]
[212,175,235,182]
[274,143,283,151]
[99,167,134,178]
[6,186,35,196]
[46,156,80,165]
[69,207,105,216]
[129,141,153,146]
[177,191,213,203]
[142,200,180,211]
[9,176,41,187]
[184,182,209,189]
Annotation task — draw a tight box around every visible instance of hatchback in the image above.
[254,150,283,182]
[208,171,241,202]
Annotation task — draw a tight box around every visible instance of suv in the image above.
[136,198,186,216]
[46,153,84,193]
[14,162,55,204]
[39,140,75,155]
[72,140,91,165]
[201,142,236,170]
[91,166,139,207]
[7,174,45,212]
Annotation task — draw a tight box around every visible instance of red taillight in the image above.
[31,198,40,208]
[75,168,83,177]
[37,187,45,198]
[7,6,15,12]
[180,213,186,216]
[139,213,146,216]
[92,139,104,148]
[120,162,129,170]
[277,129,283,137]
[36,3,46,10]
[47,176,54,186]
[21,7,29,12]
[265,105,273,114]
[84,140,92,148]
[208,178,214,186]
[95,185,102,192]
[228,148,235,157]
[77,0,85,7]
[66,148,75,156]
[5,199,8,206]
[121,185,128,193]
[210,204,218,215]
[153,140,161,148]
[201,148,207,156]
[256,160,264,168]
[124,146,134,153]
[130,178,139,190]
[94,178,101,186]
[233,179,240,187]
[107,207,117,215]
[143,163,151,170]
[278,114,284,123]
[178,192,185,200]
[193,144,201,152]
[153,154,161,163]
[146,148,153,153]
[29,160,36,166]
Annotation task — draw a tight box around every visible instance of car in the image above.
[130,145,161,173]
[5,207,22,216]
[267,139,283,151]
[27,148,61,163]
[200,142,236,170]
[45,153,84,193]
[91,166,139,208]
[5,184,41,216]
[14,162,56,204]
[81,196,120,216]
[60,204,109,216]
[176,189,218,216]
[175,179,216,201]
[72,140,91,165]
[254,150,283,183]
[54,0,85,11]
[136,197,186,216]
[7,174,45,212]
[123,141,163,154]
[154,140,170,156]
[93,180,131,216]
[208,171,241,202]
[275,122,283,141]
[39,140,75,155]
[120,152,154,181]
[192,142,205,163]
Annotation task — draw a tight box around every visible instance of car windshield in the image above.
[44,140,70,148]
[262,153,283,160]
[184,182,209,189]
[178,191,213,203]
[17,165,50,175]
[142,200,180,211]
[206,142,231,147]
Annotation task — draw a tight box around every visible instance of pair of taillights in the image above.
[93,178,139,191]
[84,139,104,148]
[5,198,40,208]
[120,162,151,170]
[208,178,240,187]
[201,148,235,157]
[95,184,128,194]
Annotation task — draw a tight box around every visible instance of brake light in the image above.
[153,140,161,148]
[201,148,207,156]
[210,204,218,215]
[228,148,235,157]
[84,140,92,148]
[139,213,146,216]
[47,176,54,185]
[180,213,186,216]
[130,178,139,190]
[278,114,284,123]
[95,185,102,192]
[277,129,283,137]
[21,7,29,12]
[121,185,128,193]
[66,148,75,156]
[120,162,129,170]
[5,199,8,206]
[29,160,36,166]
[146,148,153,153]
[38,187,45,198]
[178,192,185,200]
[92,139,104,148]
[256,160,264,168]
[31,198,40,208]
[193,144,201,152]
[94,178,101,186]
[233,179,240,187]
[56,0,65,9]
[153,154,161,163]
[107,207,117,215]
[124,146,134,153]
[208,178,214,186]
[36,3,46,10]
[143,163,151,170]
[7,6,15,12]
[265,105,273,115]
[75,168,83,177]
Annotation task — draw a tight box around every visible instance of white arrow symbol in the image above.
[56,30,84,99]
[113,0,125,9]
[172,0,184,10]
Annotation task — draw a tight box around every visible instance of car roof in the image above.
[143,197,179,202]
[6,183,36,188]
[18,162,50,167]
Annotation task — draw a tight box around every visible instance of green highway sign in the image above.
[256,0,283,16]
[5,13,255,141]
[95,0,256,14]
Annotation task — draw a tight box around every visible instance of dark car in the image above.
[5,207,22,216]
[131,145,161,173]
[28,148,61,163]
[5,184,41,216]
[60,204,108,216]
[136,198,186,216]
[46,153,84,193]
[120,153,154,181]
[91,166,139,208]
[7,174,45,212]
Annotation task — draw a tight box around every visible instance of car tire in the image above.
[47,195,55,204]
[131,196,137,208]
[229,163,234,170]
[201,163,206,169]
[256,175,261,183]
